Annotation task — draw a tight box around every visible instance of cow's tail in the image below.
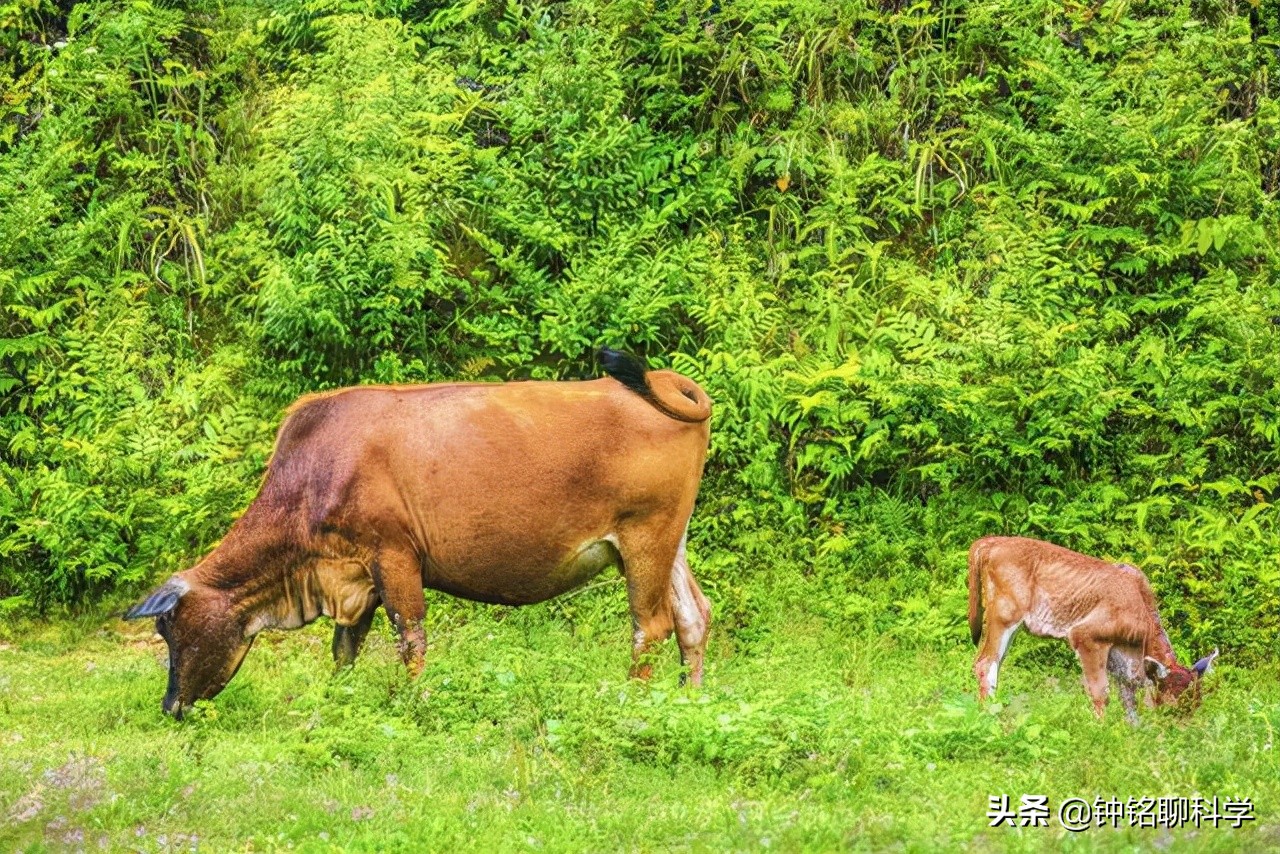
[968,539,988,646]
[598,348,711,423]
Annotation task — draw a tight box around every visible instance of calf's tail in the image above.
[968,540,988,646]
[598,348,711,424]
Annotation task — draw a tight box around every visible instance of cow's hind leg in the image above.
[332,600,379,669]
[973,615,1021,701]
[617,530,680,681]
[670,536,711,687]
[371,547,427,677]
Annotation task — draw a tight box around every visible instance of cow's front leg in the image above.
[332,599,379,669]
[1117,679,1140,725]
[372,548,427,677]
[1070,632,1111,720]
[1108,647,1143,726]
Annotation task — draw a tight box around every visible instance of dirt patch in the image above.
[44,755,108,811]
[7,786,43,823]
[43,814,88,849]
[7,755,110,826]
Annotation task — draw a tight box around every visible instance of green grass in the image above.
[2,578,1277,852]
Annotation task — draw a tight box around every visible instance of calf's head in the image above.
[1145,649,1219,708]
[124,576,253,718]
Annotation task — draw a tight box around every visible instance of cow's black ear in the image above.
[124,578,189,620]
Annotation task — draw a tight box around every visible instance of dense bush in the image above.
[2,0,1277,658]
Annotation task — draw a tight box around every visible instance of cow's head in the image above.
[1145,649,1219,708]
[124,576,254,718]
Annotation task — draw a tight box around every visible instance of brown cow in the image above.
[125,350,712,718]
[968,536,1217,723]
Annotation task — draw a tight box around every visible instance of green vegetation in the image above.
[2,0,1278,848]
[4,591,1280,850]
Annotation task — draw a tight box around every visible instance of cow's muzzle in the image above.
[163,693,192,720]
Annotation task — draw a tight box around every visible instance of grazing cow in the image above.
[125,350,712,718]
[968,536,1217,723]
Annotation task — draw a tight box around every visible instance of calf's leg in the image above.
[1070,631,1111,719]
[1108,646,1142,725]
[1117,680,1140,725]
[973,612,1021,701]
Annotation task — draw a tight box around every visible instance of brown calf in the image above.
[968,536,1217,723]
[125,350,712,717]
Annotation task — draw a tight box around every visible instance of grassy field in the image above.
[3,0,1277,849]
[2,573,1276,853]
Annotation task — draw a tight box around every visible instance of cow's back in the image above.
[258,377,710,603]
[978,536,1156,644]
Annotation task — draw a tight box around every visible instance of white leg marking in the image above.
[988,623,1021,692]
[670,537,704,635]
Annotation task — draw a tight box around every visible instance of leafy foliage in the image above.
[2,0,1278,665]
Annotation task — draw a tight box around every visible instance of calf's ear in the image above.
[1192,648,1219,677]
[124,577,190,620]
[1144,656,1169,681]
